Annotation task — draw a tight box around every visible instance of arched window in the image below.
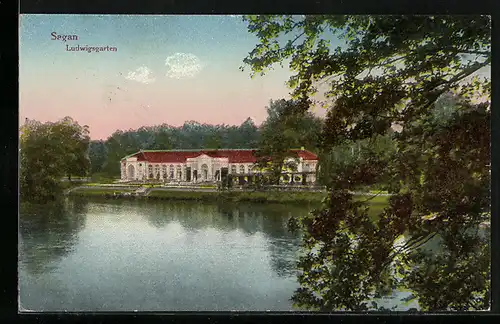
[148,165,153,179]
[239,165,245,174]
[162,165,167,178]
[231,165,237,174]
[169,165,174,179]
[176,165,182,179]
[127,164,135,180]
[201,164,209,181]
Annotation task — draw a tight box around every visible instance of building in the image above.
[120,148,319,184]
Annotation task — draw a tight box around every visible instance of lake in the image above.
[19,197,433,312]
[19,197,310,311]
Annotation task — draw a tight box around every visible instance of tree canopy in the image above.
[243,15,490,311]
[90,119,261,177]
[20,117,91,202]
[255,99,323,184]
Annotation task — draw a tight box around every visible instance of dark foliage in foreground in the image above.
[243,15,491,311]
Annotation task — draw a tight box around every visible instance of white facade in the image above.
[120,151,318,184]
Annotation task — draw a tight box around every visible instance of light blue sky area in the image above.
[20,15,308,139]
[20,15,257,79]
[18,15,490,140]
[19,15,345,83]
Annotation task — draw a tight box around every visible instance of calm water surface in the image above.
[19,198,309,311]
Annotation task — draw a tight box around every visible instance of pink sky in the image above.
[19,15,302,140]
[22,15,487,140]
[19,69,294,139]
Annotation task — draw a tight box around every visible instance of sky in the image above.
[19,15,490,141]
[19,15,314,140]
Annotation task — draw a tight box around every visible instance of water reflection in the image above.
[19,198,88,276]
[141,201,304,279]
[19,198,310,311]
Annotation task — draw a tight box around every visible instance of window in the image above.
[201,164,209,180]
[231,165,237,174]
[176,165,182,179]
[169,165,174,179]
[239,165,245,174]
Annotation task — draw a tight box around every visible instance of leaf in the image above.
[243,14,491,312]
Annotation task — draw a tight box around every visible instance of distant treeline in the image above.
[90,117,320,177]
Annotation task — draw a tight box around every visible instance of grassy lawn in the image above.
[142,184,165,188]
[146,190,390,212]
[59,181,83,190]
[353,194,389,205]
[68,185,391,208]
[197,184,217,188]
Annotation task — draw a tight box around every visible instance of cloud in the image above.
[125,66,156,84]
[165,53,204,79]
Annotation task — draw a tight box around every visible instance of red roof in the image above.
[294,149,318,161]
[125,149,318,164]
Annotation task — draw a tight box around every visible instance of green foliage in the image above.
[89,140,108,174]
[243,15,491,311]
[20,117,91,203]
[256,99,323,184]
[93,119,261,176]
[317,133,396,190]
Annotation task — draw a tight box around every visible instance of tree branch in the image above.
[459,50,490,56]
[377,231,438,275]
[404,57,491,117]
[356,190,388,204]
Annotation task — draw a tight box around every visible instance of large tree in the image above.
[20,117,91,202]
[255,99,323,184]
[51,117,91,181]
[243,15,490,311]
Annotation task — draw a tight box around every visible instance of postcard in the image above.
[19,14,491,312]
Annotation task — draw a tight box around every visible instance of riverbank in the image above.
[67,186,390,206]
